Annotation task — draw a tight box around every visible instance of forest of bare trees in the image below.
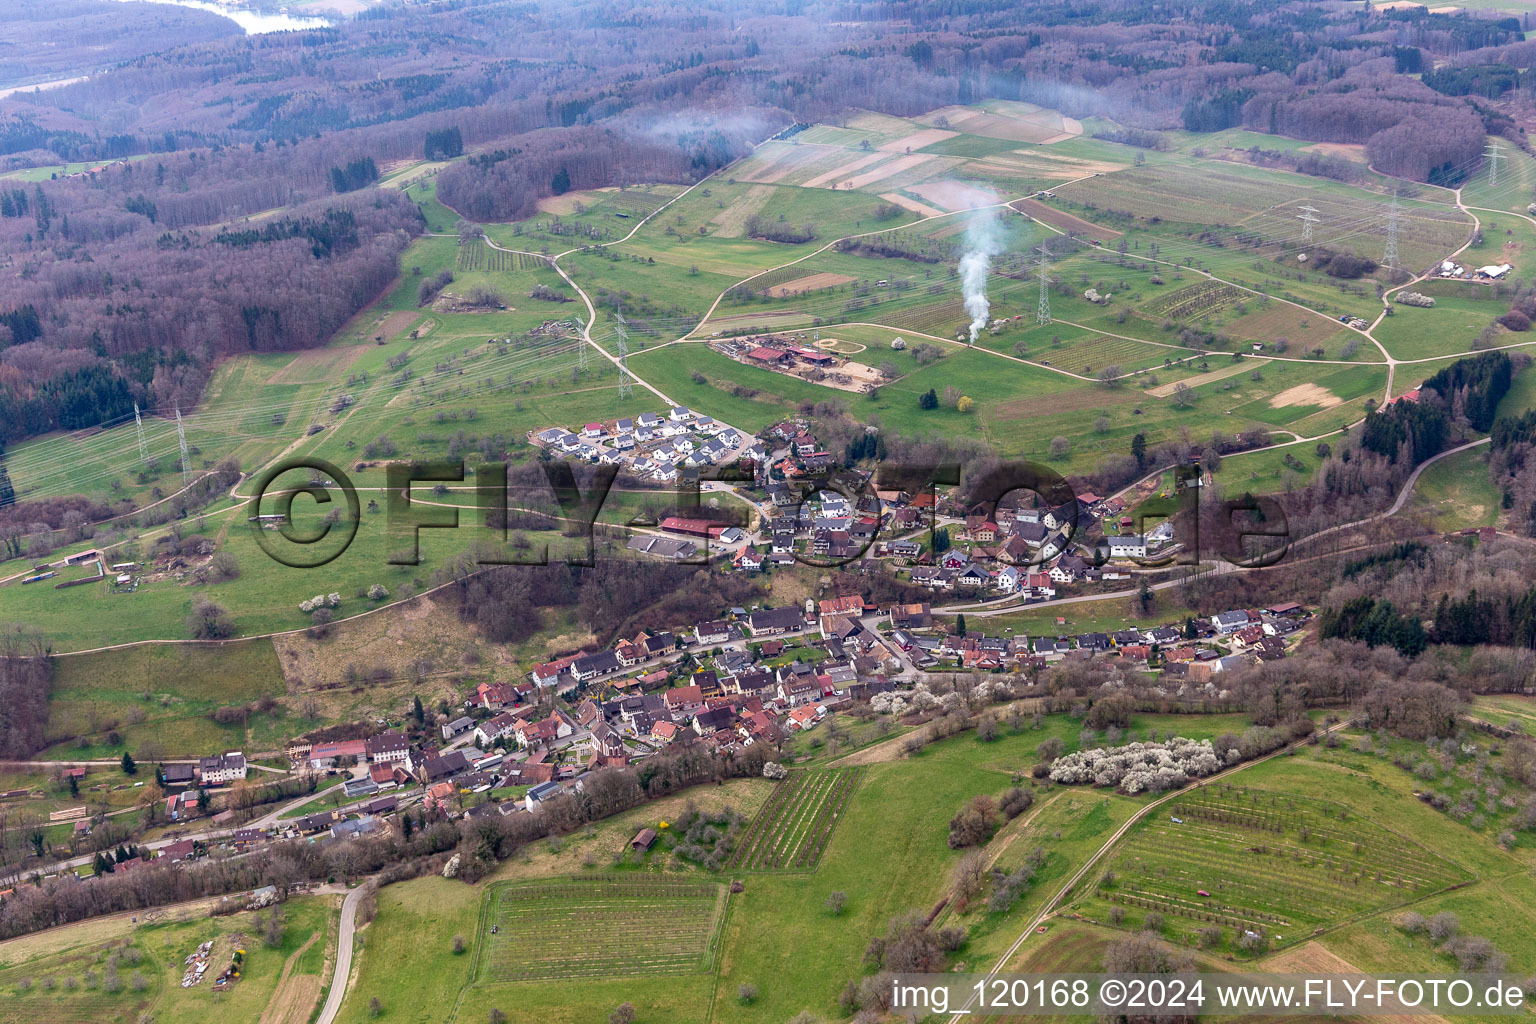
[0,624,49,759]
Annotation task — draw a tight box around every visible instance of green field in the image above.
[477,876,728,981]
[1375,289,1506,360]
[42,641,288,758]
[1073,784,1472,949]
[1407,446,1500,532]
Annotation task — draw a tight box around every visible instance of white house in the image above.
[1107,535,1147,559]
[197,751,247,786]
[1212,610,1251,633]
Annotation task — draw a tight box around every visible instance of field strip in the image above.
[257,932,323,1024]
[802,152,888,189]
[840,153,935,189]
[879,191,944,217]
[1145,358,1268,396]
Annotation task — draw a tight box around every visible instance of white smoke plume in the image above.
[959,200,1004,344]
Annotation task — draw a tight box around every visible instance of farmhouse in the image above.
[660,516,728,538]
[365,732,411,765]
[890,602,931,629]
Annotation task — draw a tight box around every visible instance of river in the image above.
[109,0,332,33]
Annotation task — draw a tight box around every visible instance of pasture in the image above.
[476,876,728,982]
[1052,159,1470,270]
[1374,289,1506,360]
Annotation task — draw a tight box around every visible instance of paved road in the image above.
[316,881,368,1024]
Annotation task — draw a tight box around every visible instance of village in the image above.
[526,407,1182,597]
[6,573,1308,906]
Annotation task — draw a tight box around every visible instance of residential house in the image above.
[664,685,705,717]
[964,516,999,542]
[530,655,579,689]
[695,620,730,645]
[748,606,804,637]
[1212,610,1252,634]
[639,632,677,658]
[474,713,521,749]
[515,713,573,749]
[779,674,820,706]
[1049,552,1090,584]
[197,751,247,786]
[956,564,991,588]
[1106,534,1147,560]
[787,705,820,731]
[693,707,735,736]
[732,669,776,697]
[572,650,623,682]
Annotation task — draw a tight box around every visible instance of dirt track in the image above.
[258,931,323,1024]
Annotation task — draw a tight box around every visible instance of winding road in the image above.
[316,882,368,1024]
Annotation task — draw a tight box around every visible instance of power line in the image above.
[1383,188,1400,268]
[1486,139,1504,187]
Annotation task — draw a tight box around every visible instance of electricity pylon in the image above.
[1297,204,1319,244]
[1035,247,1051,326]
[175,408,191,490]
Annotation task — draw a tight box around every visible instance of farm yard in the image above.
[0,895,337,1024]
[476,876,728,982]
[1076,784,1472,946]
[727,768,863,872]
